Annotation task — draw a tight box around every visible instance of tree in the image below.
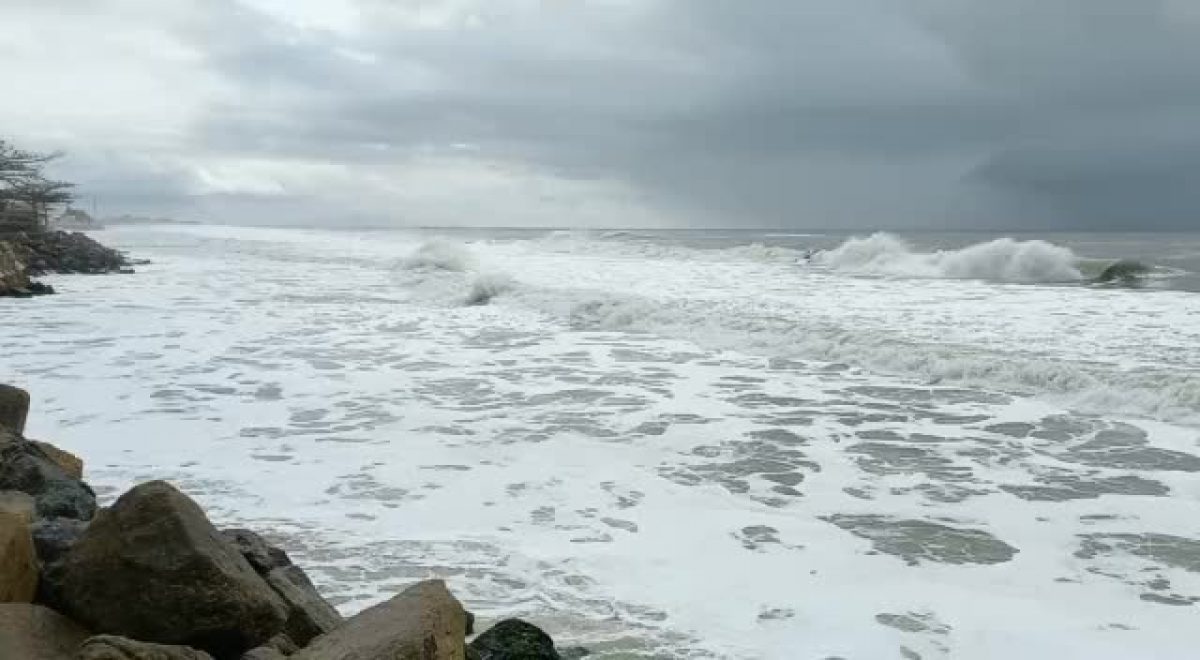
[0,139,74,229]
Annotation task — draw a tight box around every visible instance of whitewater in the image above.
[4,225,1200,659]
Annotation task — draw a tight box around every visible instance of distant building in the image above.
[53,208,100,229]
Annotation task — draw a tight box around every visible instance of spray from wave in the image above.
[813,233,1085,284]
[397,239,515,307]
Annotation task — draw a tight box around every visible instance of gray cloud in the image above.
[4,0,1199,228]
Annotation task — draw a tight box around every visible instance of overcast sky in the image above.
[2,0,1198,229]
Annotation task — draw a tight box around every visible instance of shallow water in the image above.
[3,225,1199,659]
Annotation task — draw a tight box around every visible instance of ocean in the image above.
[4,224,1199,658]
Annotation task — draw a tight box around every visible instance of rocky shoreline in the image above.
[0,230,132,297]
[1,384,585,660]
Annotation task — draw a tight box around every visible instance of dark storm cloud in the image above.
[8,0,1198,227]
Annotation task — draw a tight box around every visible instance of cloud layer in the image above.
[2,0,1197,228]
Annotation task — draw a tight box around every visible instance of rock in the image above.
[12,230,129,277]
[0,491,38,602]
[293,579,466,660]
[262,565,343,648]
[30,516,88,565]
[0,241,32,295]
[239,648,286,660]
[0,489,36,518]
[31,440,84,480]
[464,610,475,635]
[469,620,561,660]
[221,529,290,573]
[59,481,287,658]
[30,517,88,610]
[262,633,299,655]
[78,635,215,660]
[0,438,97,520]
[0,603,91,659]
[0,384,30,434]
[222,528,343,647]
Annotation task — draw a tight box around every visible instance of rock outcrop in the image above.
[222,528,343,647]
[0,603,91,659]
[0,383,30,433]
[79,635,216,660]
[12,229,130,276]
[293,579,467,660]
[469,619,562,660]
[0,437,97,520]
[59,481,287,658]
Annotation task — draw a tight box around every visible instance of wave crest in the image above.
[400,239,477,272]
[815,233,1084,283]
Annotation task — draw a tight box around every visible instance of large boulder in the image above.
[222,528,343,647]
[469,620,561,660]
[293,579,467,660]
[0,438,97,520]
[0,490,38,602]
[0,603,90,659]
[78,635,215,660]
[0,384,30,433]
[59,481,287,658]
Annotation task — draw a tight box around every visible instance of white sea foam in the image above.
[7,224,1200,660]
[814,232,1085,283]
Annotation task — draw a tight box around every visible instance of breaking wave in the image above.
[549,290,1200,424]
[399,239,477,272]
[397,239,515,307]
[813,233,1084,283]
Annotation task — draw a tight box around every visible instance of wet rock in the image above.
[0,384,30,434]
[59,481,287,658]
[78,635,215,660]
[0,438,97,520]
[240,648,286,660]
[469,619,561,660]
[293,579,466,660]
[0,490,38,602]
[0,603,90,658]
[221,528,343,647]
[29,440,84,480]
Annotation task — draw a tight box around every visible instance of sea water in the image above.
[3,225,1199,659]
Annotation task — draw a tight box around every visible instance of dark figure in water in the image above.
[1095,259,1151,284]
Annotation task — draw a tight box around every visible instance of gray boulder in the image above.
[469,619,561,660]
[221,528,343,647]
[78,635,215,660]
[0,437,97,520]
[293,579,466,660]
[0,603,90,659]
[59,481,287,658]
[0,384,30,434]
